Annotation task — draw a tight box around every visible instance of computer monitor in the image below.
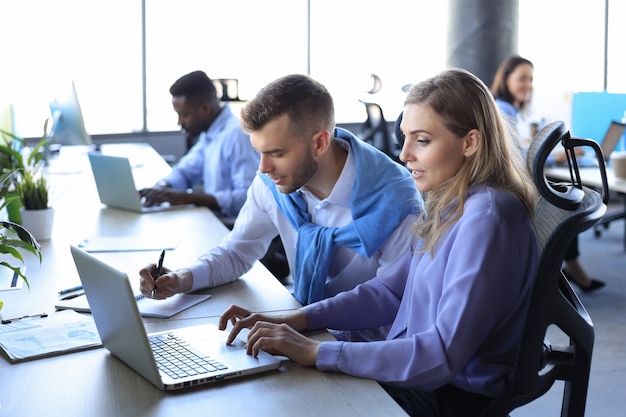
[0,103,23,154]
[48,81,93,146]
[0,103,15,136]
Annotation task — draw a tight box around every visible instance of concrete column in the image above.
[447,0,519,86]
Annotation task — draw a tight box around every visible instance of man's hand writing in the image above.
[138,264,192,298]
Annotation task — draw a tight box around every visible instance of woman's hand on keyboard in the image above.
[245,321,321,366]
[219,305,307,343]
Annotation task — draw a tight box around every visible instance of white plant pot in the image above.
[19,207,55,241]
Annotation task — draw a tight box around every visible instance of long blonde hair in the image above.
[406,68,537,254]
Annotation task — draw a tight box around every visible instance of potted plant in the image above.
[0,131,24,223]
[0,122,53,240]
[18,170,49,210]
[16,166,53,241]
[0,125,48,310]
[0,170,43,310]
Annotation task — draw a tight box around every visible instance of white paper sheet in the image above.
[0,309,102,362]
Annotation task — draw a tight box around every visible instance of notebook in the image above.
[69,245,283,390]
[55,285,210,319]
[87,152,177,213]
[75,234,181,253]
[576,121,626,167]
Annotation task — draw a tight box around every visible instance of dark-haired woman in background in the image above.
[491,55,604,292]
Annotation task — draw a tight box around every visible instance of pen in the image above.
[58,285,83,295]
[10,271,18,288]
[2,312,48,324]
[152,249,165,296]
[59,290,85,300]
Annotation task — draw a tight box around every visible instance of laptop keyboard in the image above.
[149,333,228,380]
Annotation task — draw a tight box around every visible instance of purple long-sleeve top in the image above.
[302,186,538,397]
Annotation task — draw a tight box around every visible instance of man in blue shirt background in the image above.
[140,70,259,220]
[140,70,289,280]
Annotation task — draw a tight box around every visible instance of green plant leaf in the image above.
[1,122,51,210]
[0,245,25,262]
[0,221,42,260]
[0,262,30,290]
[0,123,48,310]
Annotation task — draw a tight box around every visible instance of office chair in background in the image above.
[358,100,399,162]
[393,111,404,150]
[212,78,242,102]
[481,121,608,417]
[357,74,401,163]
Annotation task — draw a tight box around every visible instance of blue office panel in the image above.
[571,91,626,150]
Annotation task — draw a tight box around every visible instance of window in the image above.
[607,0,626,92]
[0,0,142,137]
[0,1,621,138]
[145,0,307,132]
[146,0,447,128]
[518,0,607,125]
[308,0,447,123]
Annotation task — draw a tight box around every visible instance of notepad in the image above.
[75,234,181,253]
[0,267,24,291]
[55,291,211,319]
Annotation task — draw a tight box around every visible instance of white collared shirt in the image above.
[184,138,417,300]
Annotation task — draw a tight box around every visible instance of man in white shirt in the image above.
[139,70,259,220]
[139,74,423,341]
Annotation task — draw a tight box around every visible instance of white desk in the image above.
[0,143,408,417]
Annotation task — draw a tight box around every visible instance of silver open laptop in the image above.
[576,121,626,167]
[70,245,283,391]
[87,152,175,213]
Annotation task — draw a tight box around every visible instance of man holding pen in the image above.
[138,74,423,342]
[151,249,165,297]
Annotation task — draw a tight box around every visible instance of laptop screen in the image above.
[600,121,626,161]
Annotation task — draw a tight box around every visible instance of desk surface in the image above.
[545,164,626,194]
[0,143,407,417]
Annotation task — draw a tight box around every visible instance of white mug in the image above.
[611,151,626,179]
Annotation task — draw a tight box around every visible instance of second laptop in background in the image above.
[87,152,175,212]
[575,121,626,168]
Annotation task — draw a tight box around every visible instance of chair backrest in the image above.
[358,100,399,162]
[481,120,608,417]
[212,78,242,102]
[393,111,403,149]
[184,78,243,151]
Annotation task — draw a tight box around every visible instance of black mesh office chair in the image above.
[212,78,242,102]
[480,121,608,417]
[358,100,400,162]
[393,111,404,149]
